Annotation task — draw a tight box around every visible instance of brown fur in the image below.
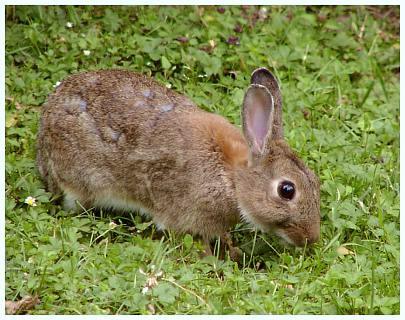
[37,68,320,246]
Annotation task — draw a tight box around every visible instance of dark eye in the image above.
[278,181,295,200]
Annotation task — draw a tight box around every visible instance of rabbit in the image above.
[37,67,320,249]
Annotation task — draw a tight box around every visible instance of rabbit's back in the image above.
[37,70,246,237]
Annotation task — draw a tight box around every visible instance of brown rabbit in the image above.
[37,67,320,249]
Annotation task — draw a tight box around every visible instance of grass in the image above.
[5,5,400,315]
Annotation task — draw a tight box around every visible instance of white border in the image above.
[2,2,402,319]
[399,4,403,320]
[0,1,403,5]
[1,3,5,320]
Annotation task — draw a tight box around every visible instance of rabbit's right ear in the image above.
[242,84,274,158]
[251,67,283,139]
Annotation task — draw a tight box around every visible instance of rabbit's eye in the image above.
[278,181,295,200]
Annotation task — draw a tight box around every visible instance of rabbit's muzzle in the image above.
[275,222,320,247]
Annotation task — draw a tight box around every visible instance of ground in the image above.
[5,5,400,315]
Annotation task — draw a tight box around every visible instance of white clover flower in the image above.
[53,81,61,88]
[259,7,268,20]
[83,50,91,56]
[140,267,164,295]
[146,276,158,288]
[165,83,172,89]
[24,196,37,207]
[66,22,73,28]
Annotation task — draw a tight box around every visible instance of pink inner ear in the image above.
[248,101,270,151]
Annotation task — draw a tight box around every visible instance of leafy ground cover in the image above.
[5,5,399,314]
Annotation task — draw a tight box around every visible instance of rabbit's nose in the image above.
[305,224,320,245]
[305,234,319,245]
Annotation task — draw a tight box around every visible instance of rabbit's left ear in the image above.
[251,67,283,139]
[242,84,274,158]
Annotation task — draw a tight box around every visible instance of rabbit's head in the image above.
[235,68,320,247]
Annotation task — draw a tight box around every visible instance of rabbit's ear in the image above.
[251,67,283,139]
[242,84,274,157]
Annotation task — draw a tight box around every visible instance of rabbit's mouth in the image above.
[274,225,319,247]
[273,229,296,246]
[238,205,319,247]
